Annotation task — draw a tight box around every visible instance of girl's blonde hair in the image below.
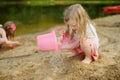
[64,4,92,39]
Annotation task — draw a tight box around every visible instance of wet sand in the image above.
[0,15,120,80]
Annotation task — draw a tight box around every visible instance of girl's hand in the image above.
[14,41,21,46]
[7,41,20,49]
[61,43,70,49]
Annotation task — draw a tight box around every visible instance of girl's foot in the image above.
[82,57,92,64]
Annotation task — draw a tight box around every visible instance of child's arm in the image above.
[61,32,79,49]
[1,28,20,46]
[61,39,79,49]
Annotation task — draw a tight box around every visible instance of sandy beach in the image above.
[0,14,120,80]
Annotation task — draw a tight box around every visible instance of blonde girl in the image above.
[61,4,99,64]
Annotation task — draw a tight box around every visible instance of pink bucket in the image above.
[37,30,60,51]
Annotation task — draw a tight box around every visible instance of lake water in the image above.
[0,4,114,35]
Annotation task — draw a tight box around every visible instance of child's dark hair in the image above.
[3,21,15,40]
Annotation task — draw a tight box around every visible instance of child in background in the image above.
[61,4,99,64]
[0,21,20,48]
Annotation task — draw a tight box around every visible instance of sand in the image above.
[0,15,120,80]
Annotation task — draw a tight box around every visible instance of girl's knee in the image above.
[80,38,93,54]
[81,38,91,47]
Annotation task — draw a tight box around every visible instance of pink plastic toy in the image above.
[10,23,16,30]
[37,27,84,54]
[37,30,60,51]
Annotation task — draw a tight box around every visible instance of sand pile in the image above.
[0,15,120,80]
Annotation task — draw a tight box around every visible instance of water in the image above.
[0,4,116,35]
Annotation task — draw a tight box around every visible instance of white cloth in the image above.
[86,24,99,48]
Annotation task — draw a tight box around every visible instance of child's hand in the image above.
[61,43,71,49]
[60,30,65,35]
[14,41,21,46]
[7,41,20,49]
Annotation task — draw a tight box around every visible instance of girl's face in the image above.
[65,19,78,30]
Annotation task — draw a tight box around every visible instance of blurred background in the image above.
[0,0,120,35]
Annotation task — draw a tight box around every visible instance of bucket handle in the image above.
[51,27,65,50]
